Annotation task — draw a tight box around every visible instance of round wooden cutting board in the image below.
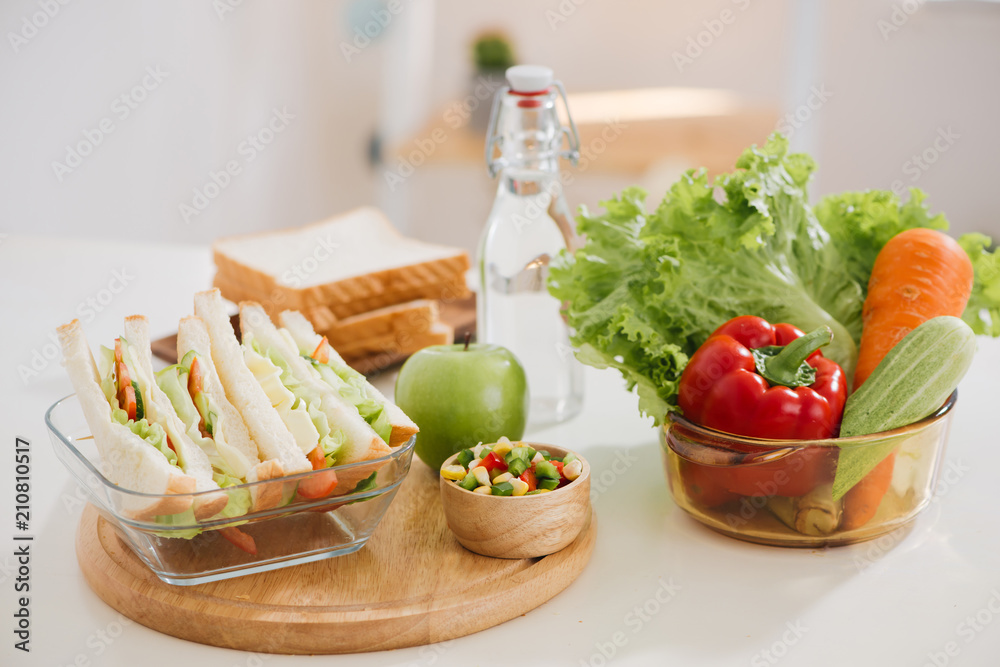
[76,460,597,655]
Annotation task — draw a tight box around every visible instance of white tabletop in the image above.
[3,234,999,667]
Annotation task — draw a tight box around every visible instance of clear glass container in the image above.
[46,394,416,585]
[478,67,584,426]
[660,393,956,547]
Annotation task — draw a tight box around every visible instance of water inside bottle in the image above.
[478,168,584,426]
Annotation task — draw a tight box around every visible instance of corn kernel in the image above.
[536,488,552,494]
[492,472,513,484]
[473,485,492,495]
[491,440,513,458]
[531,452,545,464]
[563,459,583,481]
[472,466,491,487]
[510,478,529,496]
[441,465,467,481]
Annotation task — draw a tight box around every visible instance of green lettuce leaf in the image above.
[958,233,1000,336]
[308,358,393,444]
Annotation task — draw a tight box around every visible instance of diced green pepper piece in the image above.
[491,481,514,496]
[507,458,528,478]
[538,478,559,491]
[534,460,560,480]
[456,448,475,469]
[525,490,543,495]
[562,453,578,464]
[506,446,532,464]
[538,450,551,460]
[459,472,479,491]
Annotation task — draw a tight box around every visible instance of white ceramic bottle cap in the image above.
[505,65,553,93]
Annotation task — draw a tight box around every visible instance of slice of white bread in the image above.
[215,263,469,319]
[212,207,470,315]
[279,310,419,448]
[58,319,196,520]
[123,316,229,520]
[338,321,453,360]
[323,299,437,347]
[177,315,278,486]
[193,289,312,475]
[214,268,439,348]
[239,302,392,465]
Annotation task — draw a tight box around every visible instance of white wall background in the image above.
[1,0,997,248]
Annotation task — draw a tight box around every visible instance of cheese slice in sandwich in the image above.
[279,309,419,448]
[239,302,392,468]
[122,316,229,520]
[58,319,197,521]
[193,289,312,475]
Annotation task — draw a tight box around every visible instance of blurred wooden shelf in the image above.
[391,87,779,176]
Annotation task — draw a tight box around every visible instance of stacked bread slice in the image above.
[211,207,468,367]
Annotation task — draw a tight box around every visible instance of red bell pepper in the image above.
[677,316,847,499]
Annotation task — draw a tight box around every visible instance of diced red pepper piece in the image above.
[482,452,507,473]
[519,468,537,492]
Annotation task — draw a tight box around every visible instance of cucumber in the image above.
[832,316,976,500]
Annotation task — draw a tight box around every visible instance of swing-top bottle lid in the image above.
[505,65,553,93]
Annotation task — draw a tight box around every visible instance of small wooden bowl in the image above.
[439,443,591,559]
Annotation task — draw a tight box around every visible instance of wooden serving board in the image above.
[150,296,477,376]
[76,460,596,655]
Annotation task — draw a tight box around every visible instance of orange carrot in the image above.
[840,451,896,531]
[842,228,973,530]
[853,228,973,391]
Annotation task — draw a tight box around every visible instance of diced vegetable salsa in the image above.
[441,437,582,496]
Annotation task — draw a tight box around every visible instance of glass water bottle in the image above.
[477,65,584,426]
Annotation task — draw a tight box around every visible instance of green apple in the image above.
[395,343,529,469]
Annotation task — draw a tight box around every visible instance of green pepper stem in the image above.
[757,326,832,388]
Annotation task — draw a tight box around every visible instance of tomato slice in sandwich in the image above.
[220,526,257,555]
[310,336,331,364]
[297,446,339,499]
[114,338,138,421]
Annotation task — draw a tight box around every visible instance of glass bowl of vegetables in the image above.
[660,392,956,548]
[439,440,591,558]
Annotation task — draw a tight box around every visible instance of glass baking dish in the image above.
[46,394,416,585]
[661,393,956,548]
